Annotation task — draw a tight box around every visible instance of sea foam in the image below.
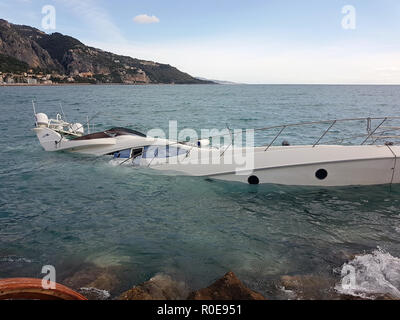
[335,249,400,299]
[79,287,111,300]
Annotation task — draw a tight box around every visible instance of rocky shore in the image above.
[60,268,400,301]
[118,272,265,300]
[56,250,400,300]
[58,264,266,300]
[2,248,399,300]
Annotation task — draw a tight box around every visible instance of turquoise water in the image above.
[1,85,400,299]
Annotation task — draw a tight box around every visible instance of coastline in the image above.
[0,82,216,87]
[1,83,399,87]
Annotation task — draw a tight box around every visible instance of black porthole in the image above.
[248,175,260,185]
[315,169,328,180]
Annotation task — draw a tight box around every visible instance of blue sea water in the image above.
[1,84,400,299]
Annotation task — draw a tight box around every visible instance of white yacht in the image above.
[32,110,400,187]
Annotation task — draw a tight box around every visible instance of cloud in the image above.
[55,0,125,42]
[133,14,160,24]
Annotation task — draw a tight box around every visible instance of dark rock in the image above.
[279,275,337,300]
[187,272,265,300]
[118,274,188,300]
[61,264,122,299]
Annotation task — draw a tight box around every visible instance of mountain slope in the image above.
[0,53,29,73]
[0,19,213,84]
[0,20,62,72]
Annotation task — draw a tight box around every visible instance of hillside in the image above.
[0,19,213,84]
[0,54,30,73]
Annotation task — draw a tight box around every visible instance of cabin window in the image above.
[131,148,143,159]
[172,146,187,157]
[113,148,143,159]
[113,149,131,159]
[143,146,186,159]
[143,146,159,159]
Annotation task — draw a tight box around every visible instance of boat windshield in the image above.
[73,127,146,141]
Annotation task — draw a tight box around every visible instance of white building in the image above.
[5,77,15,84]
[26,78,37,85]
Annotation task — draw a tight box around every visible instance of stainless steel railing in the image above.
[211,116,400,150]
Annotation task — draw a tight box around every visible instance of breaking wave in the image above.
[0,256,33,263]
[335,249,400,299]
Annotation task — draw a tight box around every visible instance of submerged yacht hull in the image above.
[149,145,400,186]
[210,158,398,186]
[32,112,400,187]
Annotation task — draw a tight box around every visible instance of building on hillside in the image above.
[5,76,15,84]
[78,72,94,78]
[26,77,37,85]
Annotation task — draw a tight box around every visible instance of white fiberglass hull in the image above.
[211,158,398,186]
[33,120,400,186]
[149,145,400,187]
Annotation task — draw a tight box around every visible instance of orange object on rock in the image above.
[0,278,87,300]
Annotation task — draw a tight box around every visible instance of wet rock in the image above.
[86,271,120,293]
[78,287,111,300]
[187,272,265,300]
[279,275,337,300]
[118,274,189,300]
[61,264,122,299]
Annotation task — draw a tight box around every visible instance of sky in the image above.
[1,0,400,84]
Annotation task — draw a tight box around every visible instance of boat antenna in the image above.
[32,100,37,126]
[72,112,101,134]
[59,102,68,123]
[220,123,233,157]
